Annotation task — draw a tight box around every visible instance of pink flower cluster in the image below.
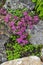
[0,8,7,15]
[3,11,39,45]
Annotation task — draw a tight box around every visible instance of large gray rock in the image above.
[3,0,35,10]
[0,20,10,63]
[28,20,43,45]
[1,56,42,65]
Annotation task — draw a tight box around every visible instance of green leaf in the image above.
[39,10,43,17]
[32,0,36,2]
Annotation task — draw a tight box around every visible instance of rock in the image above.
[3,0,35,10]
[0,47,7,63]
[0,17,10,63]
[28,20,43,45]
[40,48,43,62]
[1,56,42,65]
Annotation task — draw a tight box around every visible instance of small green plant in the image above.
[7,8,28,17]
[32,0,43,19]
[5,35,43,60]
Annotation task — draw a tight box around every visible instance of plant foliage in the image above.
[5,35,43,60]
[32,0,43,18]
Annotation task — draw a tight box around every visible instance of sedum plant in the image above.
[7,8,28,17]
[32,0,43,19]
[5,39,43,60]
[5,35,43,60]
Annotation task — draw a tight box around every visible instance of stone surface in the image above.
[3,0,35,10]
[0,47,7,63]
[1,56,42,65]
[27,20,43,45]
[0,16,10,63]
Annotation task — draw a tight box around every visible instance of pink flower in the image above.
[16,38,22,43]
[4,14,11,23]
[21,27,26,32]
[21,18,25,22]
[28,21,32,25]
[22,40,28,45]
[20,35,26,39]
[0,8,7,15]
[9,21,15,27]
[4,16,9,23]
[16,26,20,29]
[3,11,7,15]
[23,11,28,16]
[11,26,16,30]
[28,16,32,21]
[33,16,39,22]
[25,15,29,21]
[16,31,22,36]
[29,25,33,29]
[14,16,18,20]
[17,21,22,25]
[25,15,32,21]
